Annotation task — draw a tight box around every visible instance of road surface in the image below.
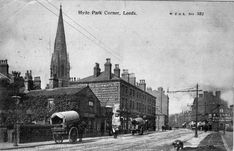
[5,129,208,151]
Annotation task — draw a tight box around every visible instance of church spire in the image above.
[54,5,66,54]
[50,5,70,89]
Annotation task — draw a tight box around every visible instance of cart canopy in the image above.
[50,111,79,125]
[132,117,145,125]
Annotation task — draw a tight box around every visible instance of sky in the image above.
[0,0,234,114]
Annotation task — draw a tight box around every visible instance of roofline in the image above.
[70,78,156,99]
[26,85,88,94]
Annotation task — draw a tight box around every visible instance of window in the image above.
[89,101,94,107]
[220,108,224,113]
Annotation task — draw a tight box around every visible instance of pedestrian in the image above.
[223,124,226,135]
[101,122,105,136]
[112,125,119,138]
[78,120,87,142]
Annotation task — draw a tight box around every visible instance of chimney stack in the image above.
[104,58,112,80]
[121,69,129,82]
[0,60,9,76]
[114,64,120,78]
[34,76,41,90]
[215,91,221,99]
[158,87,163,92]
[139,80,146,91]
[24,70,34,91]
[147,87,153,94]
[129,73,136,85]
[94,63,101,77]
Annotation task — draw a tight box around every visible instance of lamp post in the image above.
[12,96,21,146]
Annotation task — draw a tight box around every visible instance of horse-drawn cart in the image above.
[131,117,146,135]
[50,111,81,143]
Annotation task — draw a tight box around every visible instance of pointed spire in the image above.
[50,5,70,88]
[54,4,66,54]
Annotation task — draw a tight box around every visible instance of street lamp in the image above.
[12,96,21,146]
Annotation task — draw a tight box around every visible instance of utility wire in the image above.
[35,0,121,60]
[46,0,112,51]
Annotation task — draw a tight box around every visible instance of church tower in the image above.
[49,5,70,88]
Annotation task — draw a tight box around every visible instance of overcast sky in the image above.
[0,0,233,114]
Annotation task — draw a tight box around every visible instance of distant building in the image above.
[169,111,191,128]
[70,58,156,131]
[24,70,41,92]
[191,91,232,131]
[147,87,169,130]
[0,59,41,128]
[0,60,25,115]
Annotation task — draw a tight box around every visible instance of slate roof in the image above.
[27,86,87,97]
[76,72,121,83]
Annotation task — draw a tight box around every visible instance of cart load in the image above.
[50,111,80,143]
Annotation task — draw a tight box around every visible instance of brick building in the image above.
[70,58,156,131]
[147,87,169,130]
[169,110,191,128]
[191,91,232,131]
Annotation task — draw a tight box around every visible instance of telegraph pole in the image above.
[195,83,198,137]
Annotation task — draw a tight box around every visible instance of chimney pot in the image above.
[106,58,111,63]
[115,64,119,69]
[94,63,101,77]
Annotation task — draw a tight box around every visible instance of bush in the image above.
[20,124,53,143]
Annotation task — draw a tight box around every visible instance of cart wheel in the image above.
[69,127,78,143]
[53,134,63,144]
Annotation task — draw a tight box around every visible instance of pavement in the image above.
[0,135,115,150]
[0,132,151,150]
[221,131,233,151]
[182,131,233,151]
